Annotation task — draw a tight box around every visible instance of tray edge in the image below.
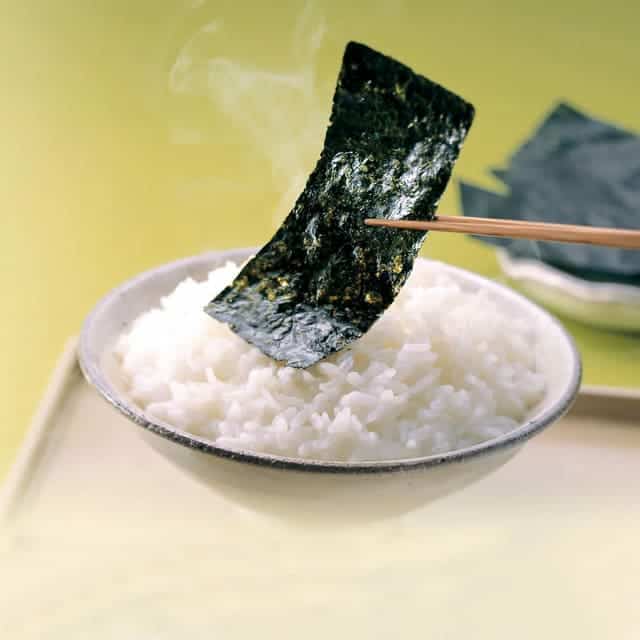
[0,337,80,525]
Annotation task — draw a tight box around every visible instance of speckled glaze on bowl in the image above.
[79,249,582,523]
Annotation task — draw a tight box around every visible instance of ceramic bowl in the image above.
[79,249,582,523]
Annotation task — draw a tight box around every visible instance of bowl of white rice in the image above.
[79,248,581,522]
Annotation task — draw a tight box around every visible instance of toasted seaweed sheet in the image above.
[206,41,474,367]
[461,103,640,277]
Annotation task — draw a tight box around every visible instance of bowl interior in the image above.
[79,249,582,472]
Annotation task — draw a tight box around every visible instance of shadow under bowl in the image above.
[79,249,582,524]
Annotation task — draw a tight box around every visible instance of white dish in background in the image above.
[497,250,640,333]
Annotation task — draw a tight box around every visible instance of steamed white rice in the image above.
[114,259,546,461]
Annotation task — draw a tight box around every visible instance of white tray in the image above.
[1,339,639,639]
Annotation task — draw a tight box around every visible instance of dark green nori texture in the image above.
[206,41,474,367]
[461,103,640,278]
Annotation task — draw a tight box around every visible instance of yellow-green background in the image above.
[2,0,639,478]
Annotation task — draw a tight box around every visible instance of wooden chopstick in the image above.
[364,216,640,249]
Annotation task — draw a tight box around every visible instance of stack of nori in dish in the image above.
[460,103,640,285]
[207,41,474,368]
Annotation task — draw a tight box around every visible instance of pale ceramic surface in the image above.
[78,249,582,521]
[498,250,640,333]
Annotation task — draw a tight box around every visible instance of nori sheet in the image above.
[460,102,640,278]
[206,41,474,368]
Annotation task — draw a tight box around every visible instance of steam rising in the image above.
[169,3,327,225]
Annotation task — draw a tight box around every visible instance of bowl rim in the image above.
[79,249,582,475]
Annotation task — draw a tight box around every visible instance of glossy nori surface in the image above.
[461,103,640,278]
[206,41,474,367]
